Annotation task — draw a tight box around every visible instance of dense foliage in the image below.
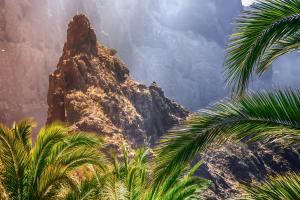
[64,144,210,200]
[0,121,209,200]
[0,120,105,200]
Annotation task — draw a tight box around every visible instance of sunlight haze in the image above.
[241,0,255,6]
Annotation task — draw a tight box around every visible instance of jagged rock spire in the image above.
[64,14,97,54]
[47,14,189,150]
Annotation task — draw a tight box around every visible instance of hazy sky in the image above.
[241,0,255,6]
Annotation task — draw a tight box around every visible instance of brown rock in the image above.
[47,14,189,149]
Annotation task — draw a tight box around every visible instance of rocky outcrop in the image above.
[199,143,300,199]
[47,14,188,148]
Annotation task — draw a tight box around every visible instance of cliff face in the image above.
[47,14,188,148]
[200,143,300,199]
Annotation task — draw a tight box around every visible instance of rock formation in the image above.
[47,14,188,148]
[199,143,300,199]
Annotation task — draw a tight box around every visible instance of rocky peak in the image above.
[64,14,97,55]
[47,14,189,149]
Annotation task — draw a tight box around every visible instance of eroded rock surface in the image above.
[199,143,300,199]
[47,14,188,148]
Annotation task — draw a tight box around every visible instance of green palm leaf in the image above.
[101,175,129,200]
[64,176,99,200]
[225,0,300,94]
[0,179,8,200]
[37,165,78,199]
[0,123,29,200]
[0,121,105,200]
[12,120,34,152]
[257,33,300,75]
[29,124,69,197]
[153,90,300,184]
[241,174,300,200]
[71,144,207,200]
[149,160,210,200]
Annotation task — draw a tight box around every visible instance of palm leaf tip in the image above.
[225,0,300,94]
[242,174,300,200]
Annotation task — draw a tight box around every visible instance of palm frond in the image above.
[0,121,106,199]
[0,178,9,200]
[0,124,29,200]
[101,175,129,200]
[29,123,68,195]
[37,165,78,199]
[225,0,300,94]
[58,148,106,171]
[149,159,210,200]
[241,174,300,200]
[257,33,300,75]
[48,133,106,171]
[153,90,300,184]
[111,149,121,179]
[162,177,210,200]
[12,120,35,152]
[64,177,99,200]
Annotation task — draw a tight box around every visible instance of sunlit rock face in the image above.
[47,14,188,149]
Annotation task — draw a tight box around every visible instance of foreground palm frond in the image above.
[148,160,210,200]
[64,177,100,200]
[257,33,300,76]
[241,174,300,200]
[67,144,210,200]
[225,0,300,95]
[153,90,300,184]
[0,120,105,200]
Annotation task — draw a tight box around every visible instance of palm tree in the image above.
[65,144,210,200]
[153,0,300,198]
[0,120,105,200]
[225,0,300,95]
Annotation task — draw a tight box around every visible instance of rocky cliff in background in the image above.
[200,143,300,199]
[47,14,188,148]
